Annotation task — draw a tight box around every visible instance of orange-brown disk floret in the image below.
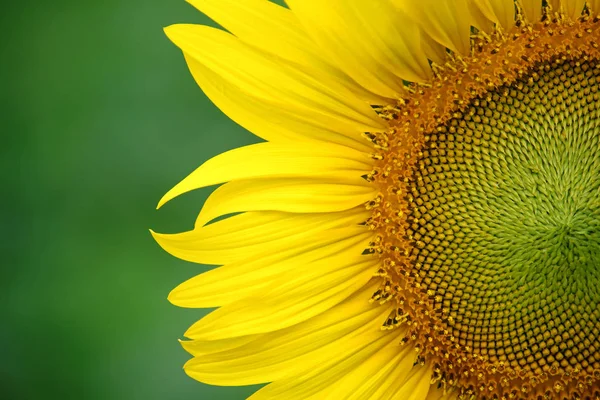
[365,7,600,400]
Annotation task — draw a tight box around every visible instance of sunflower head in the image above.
[155,1,600,399]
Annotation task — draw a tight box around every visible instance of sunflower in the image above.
[153,0,600,398]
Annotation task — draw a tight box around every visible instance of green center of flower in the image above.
[407,57,600,390]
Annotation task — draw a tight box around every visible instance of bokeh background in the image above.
[2,0,281,398]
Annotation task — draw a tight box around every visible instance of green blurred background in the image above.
[2,0,280,398]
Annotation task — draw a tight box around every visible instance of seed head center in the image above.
[367,12,600,400]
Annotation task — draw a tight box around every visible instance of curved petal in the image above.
[395,0,475,55]
[183,281,391,384]
[250,328,409,399]
[183,255,377,340]
[548,0,561,12]
[340,341,417,400]
[590,0,600,15]
[185,315,385,384]
[185,296,387,386]
[187,0,318,68]
[164,24,387,135]
[314,341,417,400]
[182,56,377,152]
[467,0,496,33]
[286,0,431,96]
[385,1,448,65]
[166,227,374,307]
[182,279,389,356]
[187,0,386,104]
[157,142,373,208]
[477,0,516,31]
[516,0,543,23]
[152,207,368,265]
[180,335,261,356]
[560,0,586,19]
[420,34,449,65]
[386,363,434,400]
[544,0,586,19]
[425,385,459,400]
[194,176,376,227]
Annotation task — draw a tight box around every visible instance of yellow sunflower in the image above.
[153,0,600,398]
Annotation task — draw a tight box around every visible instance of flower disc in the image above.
[373,12,600,400]
[412,57,600,396]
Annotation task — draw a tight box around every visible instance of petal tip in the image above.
[183,323,200,340]
[149,228,165,242]
[163,24,180,36]
[163,25,177,41]
[157,189,176,209]
[168,284,200,308]
[167,289,178,305]
[167,283,190,306]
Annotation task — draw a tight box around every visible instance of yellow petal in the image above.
[548,0,561,12]
[157,142,373,208]
[180,335,260,356]
[320,341,417,400]
[182,279,380,358]
[152,207,368,265]
[420,34,448,65]
[425,385,459,400]
[194,176,376,227]
[164,24,387,134]
[184,281,390,385]
[250,328,408,400]
[516,0,543,23]
[385,362,434,400]
[186,0,386,104]
[476,0,516,31]
[385,1,448,65]
[395,0,475,55]
[286,0,432,96]
[166,227,373,307]
[560,0,586,19]
[467,0,496,33]
[590,0,600,14]
[182,56,376,153]
[187,0,316,68]
[359,349,425,400]
[183,255,377,340]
